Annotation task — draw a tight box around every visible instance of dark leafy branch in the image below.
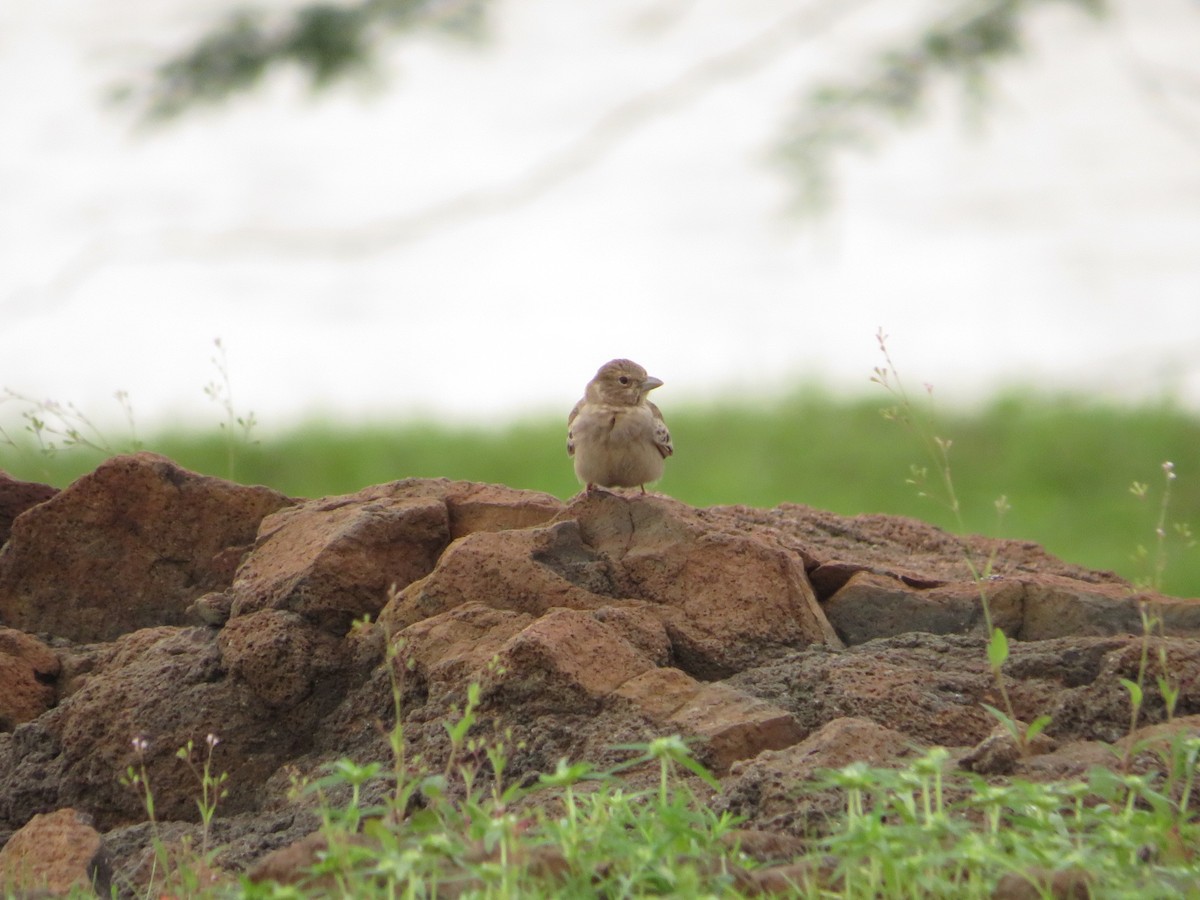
[775,0,1108,210]
[128,0,488,121]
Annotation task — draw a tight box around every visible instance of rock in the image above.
[1010,739,1115,783]
[718,717,917,833]
[0,807,110,896]
[614,668,804,774]
[381,521,616,634]
[227,479,562,635]
[823,571,1023,645]
[992,866,1093,899]
[0,453,291,642]
[1020,577,1200,640]
[589,603,672,666]
[1047,638,1200,743]
[98,809,317,897]
[229,494,449,633]
[824,570,1200,646]
[482,608,655,713]
[571,493,840,678]
[218,609,349,709]
[246,830,370,890]
[0,628,59,731]
[46,623,357,830]
[0,472,57,546]
[387,494,840,680]
[3,463,1199,893]
[0,719,66,831]
[960,720,1058,776]
[436,480,564,538]
[729,633,1177,747]
[720,828,808,862]
[612,666,708,721]
[734,860,836,896]
[722,504,1127,596]
[392,601,534,699]
[1112,714,1200,762]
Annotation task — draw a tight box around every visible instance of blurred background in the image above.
[1,0,1198,592]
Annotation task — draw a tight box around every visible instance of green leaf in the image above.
[981,703,1015,734]
[673,752,721,792]
[986,627,1009,670]
[1119,677,1143,708]
[1024,715,1052,743]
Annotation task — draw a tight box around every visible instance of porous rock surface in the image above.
[0,453,1198,894]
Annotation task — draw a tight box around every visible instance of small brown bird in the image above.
[567,358,673,493]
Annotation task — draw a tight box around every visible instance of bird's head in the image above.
[587,358,664,406]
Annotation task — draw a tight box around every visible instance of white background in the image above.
[2,0,1198,434]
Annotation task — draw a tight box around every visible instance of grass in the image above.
[93,662,1200,900]
[233,735,1200,899]
[3,387,1197,596]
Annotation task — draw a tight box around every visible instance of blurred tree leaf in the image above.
[126,0,1113,210]
[776,0,1108,210]
[132,0,487,120]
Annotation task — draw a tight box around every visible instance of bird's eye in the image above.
[618,376,630,385]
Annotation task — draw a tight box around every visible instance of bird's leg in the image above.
[639,485,647,495]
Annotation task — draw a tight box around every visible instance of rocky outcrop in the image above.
[0,472,57,546]
[0,454,1197,893]
[0,628,59,730]
[0,807,109,896]
[0,453,291,642]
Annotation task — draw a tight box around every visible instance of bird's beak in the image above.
[641,376,664,392]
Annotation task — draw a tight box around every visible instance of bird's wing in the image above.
[566,398,584,457]
[648,401,673,458]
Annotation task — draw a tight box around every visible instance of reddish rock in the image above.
[960,720,1058,776]
[721,504,1127,595]
[381,521,620,632]
[394,601,534,697]
[218,609,349,709]
[436,480,564,538]
[823,571,1024,645]
[336,478,562,538]
[718,717,918,832]
[735,630,1200,749]
[0,453,291,642]
[387,494,840,681]
[824,569,1200,646]
[0,628,60,730]
[0,807,109,895]
[615,668,804,774]
[1020,576,1200,640]
[571,493,840,678]
[47,624,356,829]
[483,607,656,712]
[228,493,450,633]
[246,830,371,889]
[590,603,672,666]
[992,867,1093,900]
[223,480,560,636]
[0,472,57,545]
[2,466,1198,893]
[612,666,707,720]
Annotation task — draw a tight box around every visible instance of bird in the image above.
[567,359,673,493]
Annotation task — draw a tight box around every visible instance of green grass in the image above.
[102,682,1200,899]
[2,387,1197,596]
